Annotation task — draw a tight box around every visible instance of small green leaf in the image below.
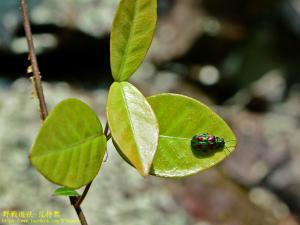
[147,93,237,177]
[53,187,80,197]
[107,82,159,175]
[110,0,157,81]
[30,99,107,189]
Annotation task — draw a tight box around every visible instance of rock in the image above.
[167,169,281,225]
[149,0,204,62]
[220,89,300,219]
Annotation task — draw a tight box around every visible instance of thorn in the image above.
[27,65,33,74]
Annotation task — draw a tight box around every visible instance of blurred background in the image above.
[0,0,300,224]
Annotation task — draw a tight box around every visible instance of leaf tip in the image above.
[138,169,149,177]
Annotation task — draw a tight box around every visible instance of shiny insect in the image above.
[191,133,226,152]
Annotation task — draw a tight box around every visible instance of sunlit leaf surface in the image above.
[110,0,157,81]
[147,93,237,177]
[30,99,106,189]
[107,82,159,175]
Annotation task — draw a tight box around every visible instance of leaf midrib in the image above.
[160,135,190,141]
[120,86,140,160]
[31,134,102,159]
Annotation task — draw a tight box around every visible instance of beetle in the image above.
[191,133,226,152]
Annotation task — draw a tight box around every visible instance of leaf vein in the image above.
[31,134,102,158]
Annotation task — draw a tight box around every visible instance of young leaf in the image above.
[110,0,157,81]
[107,82,159,175]
[30,99,107,189]
[147,93,237,178]
[53,187,80,197]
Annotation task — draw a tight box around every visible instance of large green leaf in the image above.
[110,0,157,81]
[107,82,159,175]
[30,99,107,189]
[147,93,237,177]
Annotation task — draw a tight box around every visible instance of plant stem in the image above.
[104,122,109,136]
[75,123,111,207]
[74,182,92,208]
[20,0,48,121]
[20,1,88,224]
[70,197,88,225]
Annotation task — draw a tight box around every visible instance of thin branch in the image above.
[20,0,48,120]
[20,1,88,224]
[74,182,92,208]
[104,126,111,161]
[70,197,88,225]
[104,122,109,136]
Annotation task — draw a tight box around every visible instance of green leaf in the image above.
[30,99,107,189]
[147,93,237,178]
[53,187,80,197]
[110,0,157,81]
[107,82,159,175]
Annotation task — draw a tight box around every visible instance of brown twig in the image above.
[70,197,88,225]
[104,122,109,136]
[74,182,92,208]
[20,1,88,224]
[20,0,48,121]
